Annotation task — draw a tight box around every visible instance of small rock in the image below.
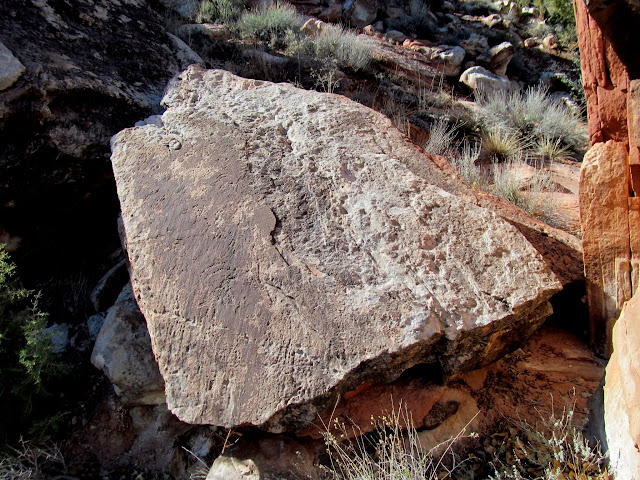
[460,33,489,57]
[482,13,504,28]
[363,24,377,36]
[346,0,379,28]
[90,258,129,313]
[0,42,25,91]
[175,23,231,43]
[207,437,319,480]
[384,29,408,43]
[520,6,539,17]
[442,1,455,13]
[460,65,513,92]
[167,33,204,69]
[91,284,166,406]
[40,323,71,354]
[87,313,107,341]
[373,20,385,32]
[476,41,514,76]
[301,18,326,37]
[542,32,559,49]
[524,36,539,48]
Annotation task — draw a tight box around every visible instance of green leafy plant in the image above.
[0,248,67,442]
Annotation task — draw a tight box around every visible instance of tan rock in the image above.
[542,32,559,49]
[301,18,326,37]
[579,141,630,353]
[459,65,512,92]
[604,292,640,479]
[476,41,514,76]
[112,66,560,431]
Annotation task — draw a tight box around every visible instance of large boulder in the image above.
[111,66,560,432]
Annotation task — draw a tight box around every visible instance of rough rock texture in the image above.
[476,41,514,76]
[91,284,166,406]
[0,42,25,91]
[604,292,640,479]
[0,0,192,316]
[112,66,560,431]
[345,0,379,26]
[579,141,631,352]
[460,66,512,92]
[574,0,640,352]
[574,1,640,475]
[207,436,318,480]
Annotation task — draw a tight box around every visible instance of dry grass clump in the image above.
[421,118,459,157]
[323,405,476,480]
[481,127,531,162]
[491,160,555,215]
[0,440,66,480]
[475,87,587,155]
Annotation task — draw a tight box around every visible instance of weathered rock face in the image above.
[91,284,166,407]
[112,66,560,432]
[574,0,640,353]
[604,292,640,479]
[0,0,201,316]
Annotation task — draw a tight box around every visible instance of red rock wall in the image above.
[574,0,640,354]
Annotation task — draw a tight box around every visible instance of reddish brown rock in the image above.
[579,141,630,353]
[604,292,640,479]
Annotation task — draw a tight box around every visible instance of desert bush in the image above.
[481,127,530,162]
[475,87,587,154]
[421,118,459,157]
[450,140,489,189]
[491,159,555,215]
[296,24,373,72]
[0,440,66,480]
[239,3,304,44]
[490,398,608,479]
[0,248,67,442]
[195,0,244,23]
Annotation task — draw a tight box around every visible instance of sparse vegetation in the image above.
[489,398,608,479]
[323,404,476,480]
[195,0,244,24]
[0,248,67,442]
[0,440,66,480]
[481,127,530,162]
[239,3,304,44]
[475,87,587,155]
[293,24,374,72]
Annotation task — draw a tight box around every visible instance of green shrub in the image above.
[195,0,245,24]
[239,3,304,43]
[0,248,66,442]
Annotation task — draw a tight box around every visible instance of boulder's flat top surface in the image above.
[112,66,560,431]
